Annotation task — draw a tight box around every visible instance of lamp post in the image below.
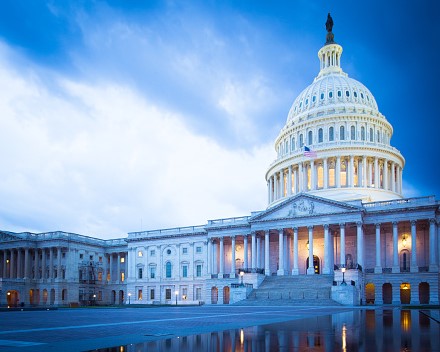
[175,290,179,305]
[240,271,244,286]
[341,267,347,286]
[128,292,131,305]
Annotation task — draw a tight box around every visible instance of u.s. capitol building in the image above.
[1,15,439,307]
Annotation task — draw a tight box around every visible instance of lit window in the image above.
[329,164,335,187]
[307,166,311,190]
[98,272,103,281]
[317,164,324,188]
[340,161,347,187]
[137,289,143,300]
[138,251,143,257]
[121,272,125,282]
[120,257,125,263]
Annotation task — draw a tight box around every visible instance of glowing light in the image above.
[402,235,407,248]
[240,328,244,345]
[342,324,347,352]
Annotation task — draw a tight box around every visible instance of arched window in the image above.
[369,128,374,142]
[329,127,334,141]
[299,134,304,147]
[165,262,172,278]
[340,126,345,140]
[361,126,365,141]
[291,137,295,151]
[377,131,380,143]
[308,131,313,145]
[351,126,356,140]
[318,128,323,143]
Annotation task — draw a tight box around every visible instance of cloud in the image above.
[0,41,274,238]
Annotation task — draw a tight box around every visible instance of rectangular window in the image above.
[89,255,93,260]
[98,291,102,301]
[182,247,188,254]
[196,287,202,300]
[182,288,188,300]
[137,288,143,300]
[196,264,202,277]
[107,271,110,281]
[79,253,83,260]
[99,256,103,263]
[138,268,143,279]
[120,257,125,263]
[196,246,202,254]
[150,250,156,257]
[98,272,103,281]
[121,272,125,282]
[165,288,171,300]
[150,266,156,279]
[182,265,188,278]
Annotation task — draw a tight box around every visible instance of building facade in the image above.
[1,17,439,307]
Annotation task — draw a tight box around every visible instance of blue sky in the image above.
[0,1,438,239]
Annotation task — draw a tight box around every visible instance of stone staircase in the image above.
[233,275,341,306]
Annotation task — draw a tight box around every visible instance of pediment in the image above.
[250,193,362,222]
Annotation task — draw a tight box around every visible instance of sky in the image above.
[0,1,439,239]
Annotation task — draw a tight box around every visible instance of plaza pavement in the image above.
[0,305,356,351]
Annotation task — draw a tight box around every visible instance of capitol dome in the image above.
[266,21,405,206]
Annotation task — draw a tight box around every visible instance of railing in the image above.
[207,216,251,226]
[231,283,253,289]
[238,268,265,275]
[128,225,206,239]
[363,196,436,208]
[334,263,362,271]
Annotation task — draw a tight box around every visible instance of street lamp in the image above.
[128,292,131,304]
[341,267,347,286]
[175,290,179,305]
[240,271,244,286]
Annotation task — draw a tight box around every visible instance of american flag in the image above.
[304,146,317,158]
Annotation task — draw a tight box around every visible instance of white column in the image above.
[41,248,46,280]
[274,175,278,200]
[264,231,270,276]
[207,239,212,275]
[267,180,270,204]
[323,158,328,189]
[231,236,236,278]
[391,162,396,192]
[219,237,224,277]
[410,220,418,272]
[269,177,273,203]
[307,226,315,274]
[310,159,315,190]
[429,219,438,272]
[374,157,379,188]
[117,253,121,282]
[243,235,248,269]
[374,224,382,273]
[277,229,285,275]
[298,163,303,192]
[17,249,22,279]
[57,247,62,281]
[24,248,30,279]
[340,223,345,267]
[109,253,113,282]
[362,156,367,187]
[323,224,330,274]
[213,241,218,274]
[292,227,299,275]
[2,250,7,278]
[288,165,292,196]
[49,248,54,280]
[392,222,400,273]
[335,156,341,188]
[294,167,298,193]
[279,169,284,198]
[356,222,364,268]
[256,235,261,268]
[251,232,256,269]
[383,159,388,190]
[349,155,354,187]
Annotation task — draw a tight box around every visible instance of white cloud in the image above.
[0,43,274,239]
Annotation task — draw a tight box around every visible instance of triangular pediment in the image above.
[250,193,362,222]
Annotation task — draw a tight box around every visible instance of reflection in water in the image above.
[89,310,440,352]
